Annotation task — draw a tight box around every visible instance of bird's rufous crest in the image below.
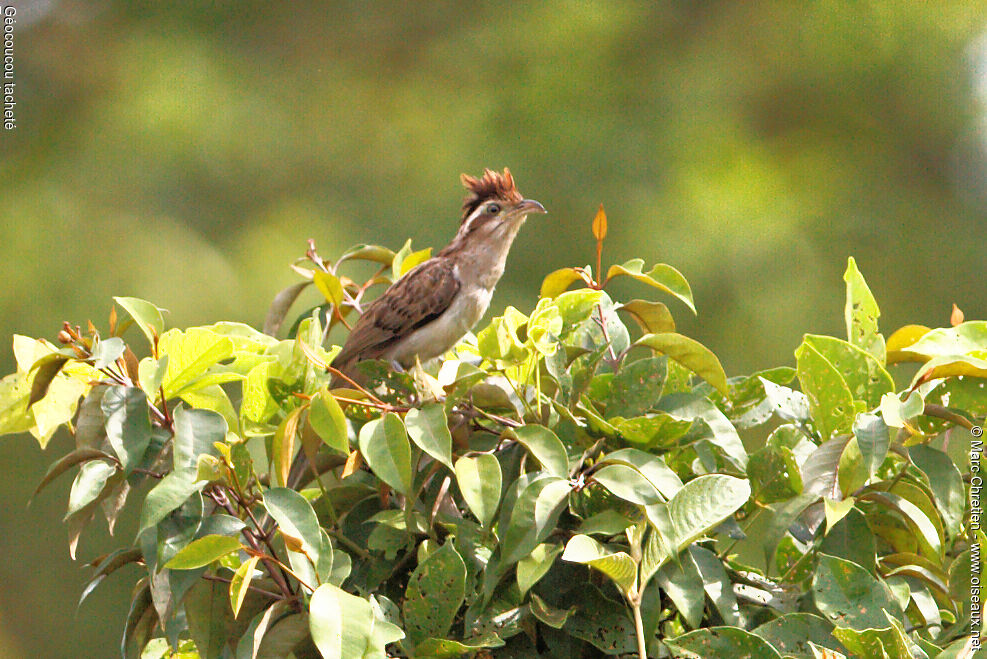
[459,167,523,222]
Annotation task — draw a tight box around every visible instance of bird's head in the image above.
[456,168,546,241]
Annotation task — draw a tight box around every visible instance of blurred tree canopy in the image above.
[1,1,985,656]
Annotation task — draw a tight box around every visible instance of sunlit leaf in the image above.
[358,413,413,496]
[454,453,502,528]
[164,535,243,570]
[114,297,165,347]
[540,267,587,299]
[618,299,676,334]
[843,257,885,362]
[635,333,727,395]
[405,403,453,470]
[561,534,637,596]
[605,259,696,313]
[508,424,569,478]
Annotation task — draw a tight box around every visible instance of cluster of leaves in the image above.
[1,208,983,658]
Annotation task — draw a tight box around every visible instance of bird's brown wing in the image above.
[330,258,461,374]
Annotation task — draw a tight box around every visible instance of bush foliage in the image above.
[1,211,982,658]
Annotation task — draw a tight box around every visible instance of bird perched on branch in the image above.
[287,168,544,488]
[330,167,546,385]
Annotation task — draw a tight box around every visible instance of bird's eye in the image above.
[486,203,501,214]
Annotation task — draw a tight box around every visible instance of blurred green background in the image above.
[1,1,986,656]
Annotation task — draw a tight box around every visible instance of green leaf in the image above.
[592,463,662,504]
[690,546,741,626]
[843,257,886,363]
[561,534,637,596]
[229,555,260,619]
[795,339,855,439]
[508,424,569,478]
[563,584,638,654]
[404,403,453,470]
[403,542,467,647]
[905,320,987,357]
[820,508,876,572]
[454,454,502,527]
[609,413,693,450]
[163,534,244,570]
[801,335,894,410]
[412,636,506,658]
[658,393,748,470]
[837,438,867,497]
[656,549,705,628]
[665,627,784,659]
[114,297,165,347]
[138,468,204,537]
[32,447,115,500]
[576,510,634,536]
[908,444,965,539]
[264,487,325,569]
[748,445,803,504]
[647,474,751,555]
[852,413,890,480]
[158,328,235,398]
[66,460,117,517]
[101,387,153,473]
[309,584,404,659]
[635,333,728,395]
[759,378,810,423]
[812,553,897,629]
[28,353,70,406]
[121,582,156,659]
[184,578,233,659]
[312,270,345,306]
[264,281,312,337]
[601,448,684,499]
[358,413,413,496]
[307,389,349,454]
[605,356,666,419]
[878,390,924,428]
[752,613,845,659]
[499,476,572,568]
[0,371,33,437]
[831,611,921,659]
[516,542,562,596]
[554,289,605,331]
[860,490,942,560]
[172,406,226,472]
[605,259,696,313]
[618,299,676,334]
[539,267,585,298]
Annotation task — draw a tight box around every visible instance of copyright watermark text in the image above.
[971,432,983,649]
[3,5,15,130]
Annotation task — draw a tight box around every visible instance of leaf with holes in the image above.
[795,339,855,440]
[812,554,897,630]
[843,257,885,363]
[665,627,784,659]
[403,543,467,647]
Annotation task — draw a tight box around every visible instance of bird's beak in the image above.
[515,199,547,215]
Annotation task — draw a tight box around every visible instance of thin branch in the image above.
[923,403,976,431]
[201,573,285,602]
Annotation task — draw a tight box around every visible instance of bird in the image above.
[287,168,545,487]
[329,167,546,385]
